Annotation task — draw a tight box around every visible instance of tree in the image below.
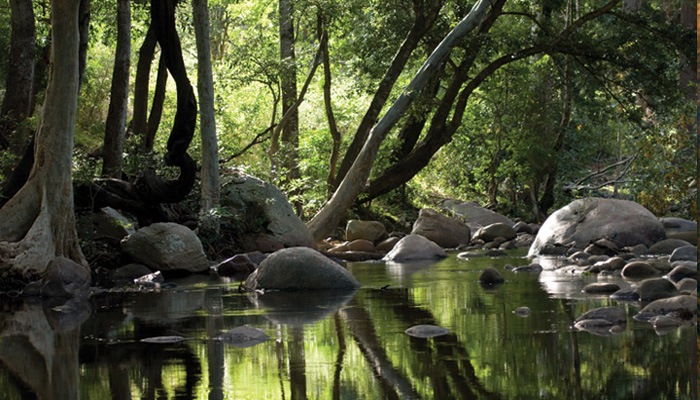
[193,0,221,233]
[0,0,35,157]
[0,0,87,275]
[273,0,301,212]
[307,0,494,240]
[102,0,131,178]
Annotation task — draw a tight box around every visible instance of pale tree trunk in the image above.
[0,0,87,275]
[307,0,493,240]
[193,0,221,234]
[102,0,131,178]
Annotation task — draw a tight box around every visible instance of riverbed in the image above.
[0,250,695,399]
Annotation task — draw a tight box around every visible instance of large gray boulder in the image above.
[121,222,210,273]
[345,220,388,242]
[440,199,515,231]
[222,171,316,252]
[244,247,360,291]
[411,208,471,248]
[659,217,697,245]
[528,198,666,256]
[383,234,447,262]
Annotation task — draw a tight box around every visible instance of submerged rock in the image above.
[405,325,450,338]
[479,267,504,285]
[217,326,270,348]
[513,306,532,317]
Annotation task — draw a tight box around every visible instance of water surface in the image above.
[0,250,695,399]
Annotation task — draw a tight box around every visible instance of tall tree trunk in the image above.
[331,0,442,189]
[319,11,341,193]
[0,0,86,275]
[78,0,90,86]
[102,0,131,178]
[276,0,301,213]
[193,0,221,233]
[307,0,494,240]
[0,0,36,154]
[132,25,157,144]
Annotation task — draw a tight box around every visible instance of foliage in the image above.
[1,0,694,229]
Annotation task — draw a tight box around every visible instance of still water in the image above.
[0,250,695,399]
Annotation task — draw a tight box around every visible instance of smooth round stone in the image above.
[217,326,270,348]
[404,325,450,338]
[583,283,620,294]
[513,306,532,317]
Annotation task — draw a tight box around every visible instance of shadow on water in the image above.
[0,252,695,399]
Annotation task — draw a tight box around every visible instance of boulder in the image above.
[669,245,697,262]
[39,257,92,297]
[675,278,696,293]
[345,220,388,242]
[411,208,471,248]
[575,306,627,326]
[666,262,696,283]
[636,278,679,302]
[513,221,533,234]
[621,261,659,279]
[383,234,447,262]
[111,263,152,282]
[244,247,360,291]
[121,222,210,273]
[93,207,136,240]
[659,217,697,245]
[647,238,693,254]
[473,223,516,243]
[222,171,316,251]
[638,295,696,318]
[346,239,376,252]
[582,283,620,294]
[528,198,666,256]
[440,199,515,231]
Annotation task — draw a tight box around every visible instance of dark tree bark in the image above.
[102,0,131,178]
[0,0,36,153]
[331,0,443,189]
[275,0,300,184]
[75,0,197,225]
[132,25,157,144]
[78,0,91,86]
[318,11,341,193]
[145,56,168,153]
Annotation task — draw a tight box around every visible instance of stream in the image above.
[0,249,695,399]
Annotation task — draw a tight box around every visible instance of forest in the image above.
[0,0,695,274]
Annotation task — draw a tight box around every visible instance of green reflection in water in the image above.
[0,251,694,399]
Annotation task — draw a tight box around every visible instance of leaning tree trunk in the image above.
[102,0,131,178]
[307,0,493,240]
[0,0,86,276]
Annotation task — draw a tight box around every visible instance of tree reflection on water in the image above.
[0,253,695,399]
